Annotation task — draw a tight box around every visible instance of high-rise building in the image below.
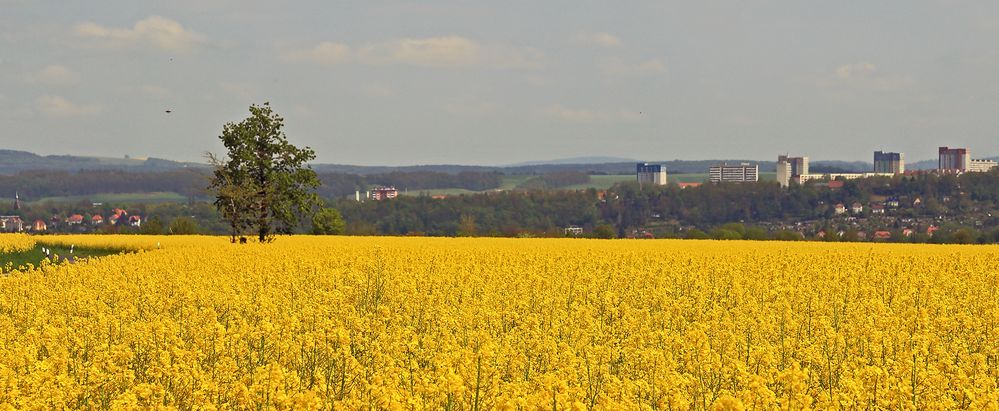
[776,160,793,188]
[938,147,970,172]
[709,163,758,183]
[873,151,905,174]
[776,155,808,187]
[636,163,668,186]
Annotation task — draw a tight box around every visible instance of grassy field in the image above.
[401,172,778,196]
[0,243,123,272]
[30,191,189,204]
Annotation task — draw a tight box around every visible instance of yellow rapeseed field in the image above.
[2,235,999,409]
[0,234,35,254]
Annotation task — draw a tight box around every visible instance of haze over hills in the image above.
[1,148,995,176]
[0,150,205,175]
[504,156,639,167]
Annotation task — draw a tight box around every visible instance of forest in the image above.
[4,167,999,243]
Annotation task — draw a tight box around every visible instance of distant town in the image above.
[1,145,999,243]
[638,146,997,187]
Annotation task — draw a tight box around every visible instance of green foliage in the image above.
[169,216,201,235]
[208,103,321,242]
[951,228,978,244]
[743,226,768,240]
[592,224,616,239]
[140,216,165,235]
[685,228,710,239]
[311,207,345,235]
[711,228,743,240]
[772,230,802,241]
[457,214,477,237]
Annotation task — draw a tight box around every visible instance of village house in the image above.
[128,215,142,227]
[92,215,104,225]
[0,216,24,232]
[871,204,885,214]
[873,231,892,240]
[32,219,47,232]
[66,214,84,225]
[834,203,846,215]
[371,187,398,201]
[850,202,864,214]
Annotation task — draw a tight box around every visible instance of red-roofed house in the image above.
[873,231,892,240]
[66,214,84,225]
[827,180,845,189]
[33,219,47,231]
[902,228,914,237]
[871,204,885,214]
[927,225,939,236]
[850,202,864,214]
[834,203,846,215]
[371,187,398,200]
[128,215,142,227]
[92,215,104,224]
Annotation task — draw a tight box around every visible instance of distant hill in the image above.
[907,156,999,170]
[809,160,871,173]
[0,150,206,175]
[505,156,638,167]
[7,148,992,176]
[313,160,771,175]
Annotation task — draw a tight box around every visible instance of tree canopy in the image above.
[208,103,321,242]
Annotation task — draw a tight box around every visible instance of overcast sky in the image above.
[2,1,998,165]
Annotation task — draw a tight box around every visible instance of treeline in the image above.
[328,170,999,242]
[318,171,503,198]
[335,190,601,236]
[0,169,505,201]
[514,171,591,190]
[0,169,210,198]
[602,171,999,230]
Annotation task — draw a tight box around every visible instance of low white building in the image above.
[970,159,997,173]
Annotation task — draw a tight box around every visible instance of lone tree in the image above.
[208,103,321,242]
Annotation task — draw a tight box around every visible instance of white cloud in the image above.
[75,16,204,52]
[443,100,496,115]
[286,41,351,64]
[361,83,396,98]
[602,58,666,76]
[835,62,877,79]
[542,104,642,123]
[220,82,254,98]
[289,36,543,69]
[139,84,171,98]
[819,62,913,91]
[574,31,621,47]
[36,95,103,117]
[359,36,480,67]
[27,64,80,85]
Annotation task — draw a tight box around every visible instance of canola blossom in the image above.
[1,235,999,409]
[0,233,35,254]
